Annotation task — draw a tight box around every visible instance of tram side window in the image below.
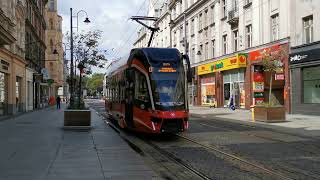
[134,71,149,102]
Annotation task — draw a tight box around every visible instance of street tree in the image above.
[260,46,287,106]
[83,73,104,96]
[65,30,107,108]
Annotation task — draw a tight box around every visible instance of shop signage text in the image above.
[289,48,320,65]
[249,44,282,61]
[41,68,50,80]
[253,82,264,92]
[33,73,43,83]
[198,54,247,75]
[275,74,285,81]
[290,55,308,62]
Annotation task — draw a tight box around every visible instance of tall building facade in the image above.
[0,0,27,116]
[134,0,292,112]
[25,0,48,109]
[45,0,64,98]
[289,0,320,115]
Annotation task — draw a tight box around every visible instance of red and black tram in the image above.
[105,48,192,134]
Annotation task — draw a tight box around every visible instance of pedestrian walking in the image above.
[56,96,61,109]
[229,95,236,111]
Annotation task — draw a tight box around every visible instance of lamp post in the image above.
[69,8,91,106]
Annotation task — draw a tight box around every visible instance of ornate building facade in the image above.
[0,0,27,116]
[25,0,48,109]
[45,0,63,98]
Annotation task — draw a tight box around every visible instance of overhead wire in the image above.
[115,0,163,58]
[114,0,149,58]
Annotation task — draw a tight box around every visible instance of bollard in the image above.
[250,105,255,122]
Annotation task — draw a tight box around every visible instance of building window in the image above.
[245,24,252,48]
[186,22,189,38]
[172,8,176,19]
[233,0,239,12]
[199,13,203,30]
[50,62,54,71]
[222,0,227,18]
[233,30,239,52]
[303,66,320,104]
[180,25,184,41]
[204,9,208,27]
[49,0,55,11]
[204,42,209,60]
[271,13,279,41]
[222,34,227,54]
[210,5,215,24]
[303,15,313,44]
[50,39,54,52]
[199,44,203,60]
[211,39,215,58]
[49,18,54,30]
[191,47,195,64]
[191,18,195,35]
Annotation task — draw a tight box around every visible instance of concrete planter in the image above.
[64,110,91,129]
[253,106,286,122]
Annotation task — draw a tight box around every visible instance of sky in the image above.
[57,0,149,73]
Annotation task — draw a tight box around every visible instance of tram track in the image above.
[196,121,320,156]
[174,133,294,180]
[102,117,289,180]
[188,120,320,179]
[104,118,211,180]
[87,102,317,180]
[84,102,208,179]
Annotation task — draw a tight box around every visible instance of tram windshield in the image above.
[151,66,186,111]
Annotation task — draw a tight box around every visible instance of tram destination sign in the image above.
[158,67,177,73]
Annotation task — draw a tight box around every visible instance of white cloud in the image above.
[58,0,149,64]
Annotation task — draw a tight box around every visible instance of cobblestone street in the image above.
[88,99,320,180]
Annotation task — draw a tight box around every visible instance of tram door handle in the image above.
[182,54,192,83]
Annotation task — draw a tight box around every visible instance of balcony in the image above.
[227,9,239,26]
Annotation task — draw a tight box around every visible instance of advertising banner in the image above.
[201,76,216,106]
[197,54,247,75]
[253,82,264,92]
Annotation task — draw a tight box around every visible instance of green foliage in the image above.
[260,46,287,107]
[83,73,104,95]
[67,98,88,110]
[65,30,107,75]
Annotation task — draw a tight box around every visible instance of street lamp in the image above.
[69,8,91,106]
[75,10,91,32]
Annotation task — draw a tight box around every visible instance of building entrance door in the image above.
[0,72,8,116]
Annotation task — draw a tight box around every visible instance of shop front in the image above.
[222,69,246,108]
[247,43,290,111]
[26,68,34,111]
[197,54,247,108]
[0,49,27,115]
[290,43,320,115]
[0,61,9,116]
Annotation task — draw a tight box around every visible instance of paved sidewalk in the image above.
[190,106,320,133]
[0,105,158,180]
